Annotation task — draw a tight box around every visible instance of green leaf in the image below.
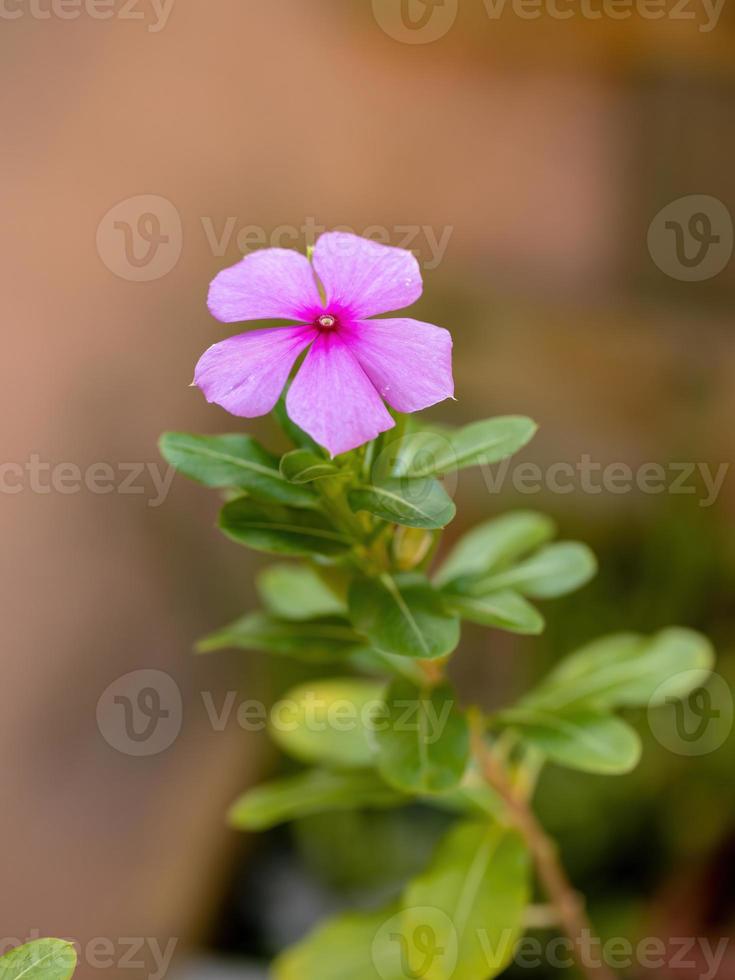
[159,432,315,507]
[349,575,461,661]
[197,612,361,662]
[219,498,351,557]
[0,941,77,980]
[274,903,399,980]
[228,769,404,831]
[280,449,341,484]
[444,590,545,635]
[524,628,715,711]
[349,478,456,530]
[270,679,386,768]
[257,563,345,620]
[470,542,597,599]
[435,511,556,587]
[394,416,537,478]
[375,679,470,794]
[398,821,531,980]
[498,707,642,774]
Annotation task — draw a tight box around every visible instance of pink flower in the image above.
[195,232,454,457]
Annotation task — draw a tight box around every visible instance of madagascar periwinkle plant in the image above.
[160,233,715,980]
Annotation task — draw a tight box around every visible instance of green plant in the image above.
[161,409,714,980]
[0,940,77,980]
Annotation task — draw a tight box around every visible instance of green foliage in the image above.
[219,498,351,557]
[270,678,385,768]
[400,821,531,980]
[163,401,718,980]
[375,679,470,793]
[435,510,556,586]
[349,478,456,529]
[228,770,404,831]
[443,590,544,635]
[257,563,345,620]
[498,707,642,774]
[466,541,598,599]
[495,627,714,774]
[273,904,399,980]
[348,574,461,660]
[197,612,361,662]
[280,449,341,484]
[392,416,537,478]
[159,432,315,507]
[522,627,715,711]
[0,941,77,980]
[276,821,531,980]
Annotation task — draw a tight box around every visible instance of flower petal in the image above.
[208,249,323,323]
[312,232,423,319]
[286,332,394,456]
[195,325,316,418]
[343,318,454,413]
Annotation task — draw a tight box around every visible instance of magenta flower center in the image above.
[316,313,338,331]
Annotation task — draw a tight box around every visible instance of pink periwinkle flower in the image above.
[195,232,454,457]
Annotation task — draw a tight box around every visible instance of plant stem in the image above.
[473,733,618,980]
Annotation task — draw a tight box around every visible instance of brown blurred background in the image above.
[1,0,734,977]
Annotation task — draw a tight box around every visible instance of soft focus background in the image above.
[1,1,734,977]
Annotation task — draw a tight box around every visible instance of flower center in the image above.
[317,314,338,330]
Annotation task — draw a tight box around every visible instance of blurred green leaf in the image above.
[349,574,460,660]
[280,449,341,484]
[219,498,351,557]
[400,821,531,980]
[375,679,470,794]
[444,590,544,635]
[394,416,537,478]
[229,770,404,831]
[159,432,315,507]
[270,678,386,768]
[498,707,642,775]
[470,542,597,599]
[274,903,399,980]
[0,941,77,980]
[349,478,456,530]
[257,563,345,620]
[435,511,556,587]
[197,612,361,662]
[523,628,715,711]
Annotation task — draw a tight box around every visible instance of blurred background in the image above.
[1,0,734,977]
